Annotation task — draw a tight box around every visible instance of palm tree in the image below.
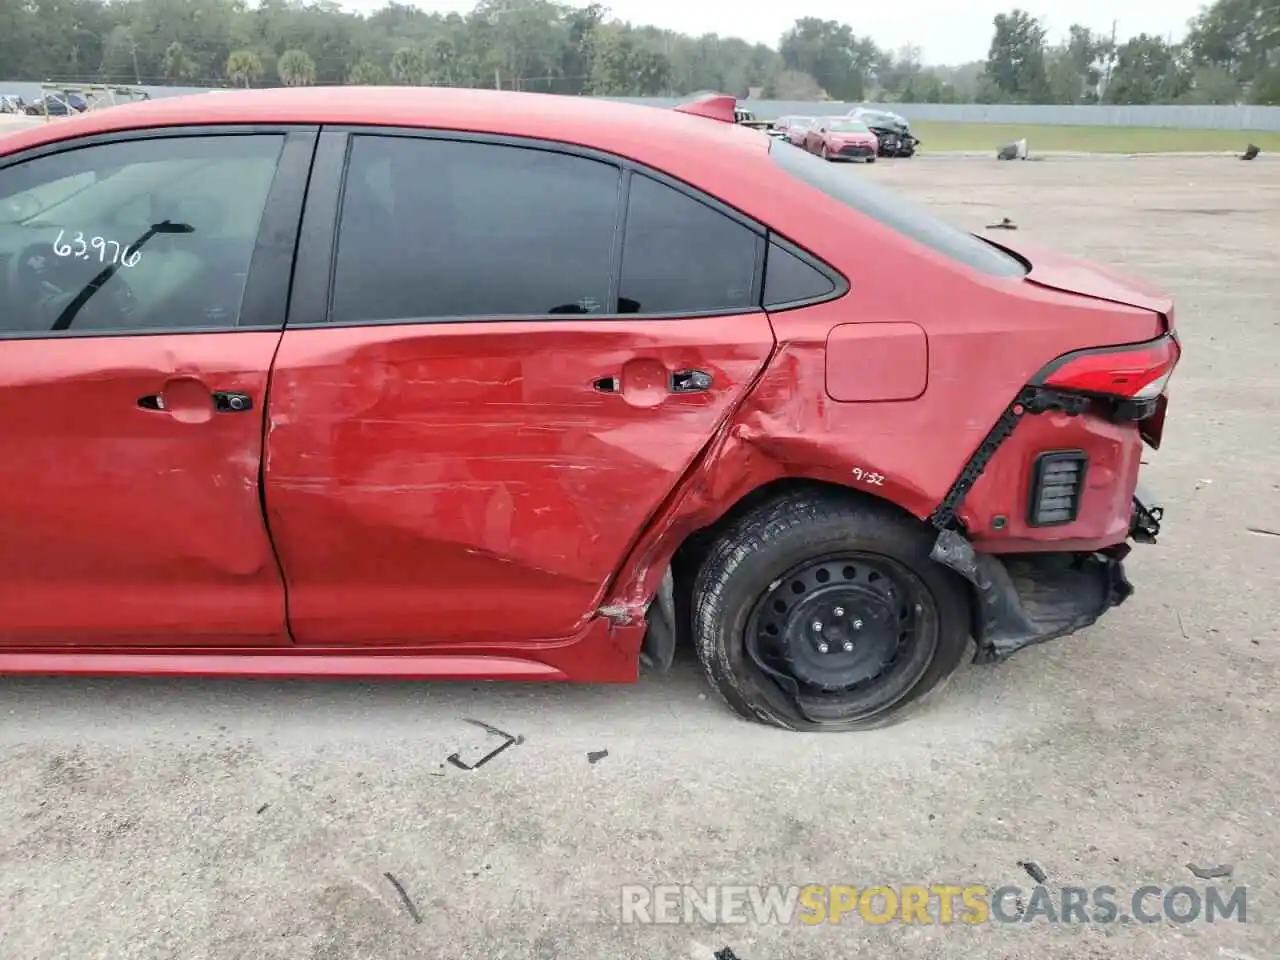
[277,49,317,87]
[390,46,427,84]
[347,61,388,85]
[162,41,196,84]
[226,50,264,88]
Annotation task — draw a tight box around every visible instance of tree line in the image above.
[0,0,1275,105]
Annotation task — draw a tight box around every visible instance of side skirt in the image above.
[0,620,646,683]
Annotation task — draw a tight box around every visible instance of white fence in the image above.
[4,81,1279,130]
[608,98,1280,131]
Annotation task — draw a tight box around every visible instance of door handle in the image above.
[137,391,254,413]
[592,376,620,393]
[669,369,713,393]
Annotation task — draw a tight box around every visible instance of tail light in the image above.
[1030,333,1180,448]
[1034,335,1179,399]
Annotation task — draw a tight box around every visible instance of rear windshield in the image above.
[828,120,869,133]
[769,140,1028,278]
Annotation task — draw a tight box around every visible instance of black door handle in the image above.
[670,369,713,393]
[212,392,253,413]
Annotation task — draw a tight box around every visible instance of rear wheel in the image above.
[819,144,830,160]
[692,491,970,731]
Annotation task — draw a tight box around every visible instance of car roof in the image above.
[0,86,770,165]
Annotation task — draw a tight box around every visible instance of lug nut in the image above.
[811,620,823,632]
[852,619,864,630]
[833,606,845,617]
[817,641,829,654]
[842,641,854,652]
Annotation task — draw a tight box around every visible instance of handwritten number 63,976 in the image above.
[51,229,142,268]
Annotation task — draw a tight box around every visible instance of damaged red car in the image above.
[0,89,1176,731]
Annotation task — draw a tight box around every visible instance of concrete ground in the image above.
[1,155,1277,959]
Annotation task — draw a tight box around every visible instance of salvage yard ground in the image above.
[913,120,1280,153]
[0,155,1277,960]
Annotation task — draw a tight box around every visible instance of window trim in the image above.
[0,124,318,341]
[289,124,774,329]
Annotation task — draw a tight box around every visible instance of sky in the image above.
[343,0,1209,65]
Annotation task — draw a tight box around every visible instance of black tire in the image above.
[692,490,970,731]
[819,144,829,160]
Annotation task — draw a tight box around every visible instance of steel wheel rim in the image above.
[744,551,940,723]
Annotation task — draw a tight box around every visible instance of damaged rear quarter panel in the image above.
[605,261,1166,612]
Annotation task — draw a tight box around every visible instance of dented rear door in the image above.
[264,129,774,645]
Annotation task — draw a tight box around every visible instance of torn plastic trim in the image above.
[639,566,677,672]
[928,385,1089,532]
[931,528,1135,662]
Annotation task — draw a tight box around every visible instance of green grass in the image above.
[911,121,1280,154]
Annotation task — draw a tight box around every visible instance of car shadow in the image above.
[0,637,1013,746]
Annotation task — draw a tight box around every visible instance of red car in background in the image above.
[0,89,1177,732]
[773,115,815,147]
[804,117,880,162]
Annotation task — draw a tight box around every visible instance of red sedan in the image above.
[0,89,1178,731]
[804,117,880,162]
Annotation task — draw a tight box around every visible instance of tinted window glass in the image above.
[0,135,283,335]
[332,136,621,322]
[618,173,761,314]
[763,240,838,307]
[769,139,1028,278]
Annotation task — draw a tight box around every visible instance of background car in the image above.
[773,115,815,147]
[803,117,879,161]
[23,93,87,116]
[846,107,919,157]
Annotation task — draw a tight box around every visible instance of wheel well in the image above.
[668,478,927,651]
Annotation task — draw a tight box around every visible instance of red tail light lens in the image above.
[1034,335,1180,400]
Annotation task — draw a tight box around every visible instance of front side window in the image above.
[769,138,1028,278]
[0,134,284,335]
[618,173,762,315]
[331,135,622,323]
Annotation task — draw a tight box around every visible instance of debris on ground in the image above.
[384,872,424,924]
[714,949,744,960]
[256,803,269,815]
[997,138,1028,161]
[1242,144,1260,161]
[986,217,1018,230]
[587,749,609,764]
[445,719,525,771]
[1186,862,1234,880]
[1018,860,1048,883]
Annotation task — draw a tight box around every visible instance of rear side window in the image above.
[331,136,621,322]
[618,173,762,314]
[769,140,1028,278]
[763,240,837,307]
[0,134,284,336]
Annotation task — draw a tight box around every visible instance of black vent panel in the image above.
[1028,451,1088,526]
